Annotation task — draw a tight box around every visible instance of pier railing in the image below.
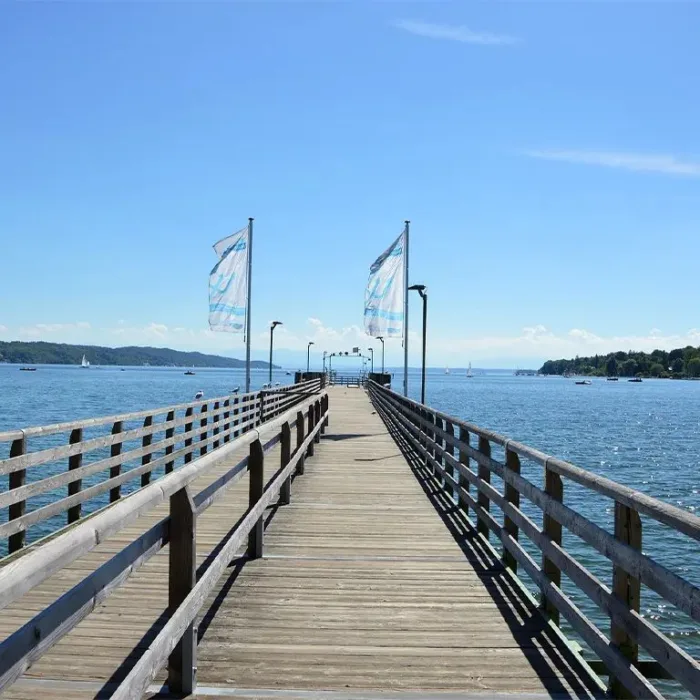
[0,378,325,556]
[0,387,329,697]
[368,380,700,699]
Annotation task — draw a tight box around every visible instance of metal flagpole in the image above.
[245,217,253,393]
[403,220,410,397]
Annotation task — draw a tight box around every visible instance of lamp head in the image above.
[271,320,282,330]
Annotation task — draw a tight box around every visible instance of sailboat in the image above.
[80,354,90,369]
[466,362,473,378]
[444,367,450,375]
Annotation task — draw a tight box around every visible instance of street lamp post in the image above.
[377,336,385,373]
[269,321,282,384]
[408,285,427,404]
[322,351,327,373]
[367,347,374,373]
[307,341,314,373]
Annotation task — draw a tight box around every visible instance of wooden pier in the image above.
[0,381,699,699]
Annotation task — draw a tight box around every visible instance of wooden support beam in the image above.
[167,487,197,695]
[247,439,264,559]
[8,436,26,554]
[109,421,123,502]
[280,422,292,505]
[296,411,306,475]
[476,436,491,539]
[503,445,521,572]
[141,415,153,487]
[67,428,83,524]
[610,503,642,699]
[542,463,563,625]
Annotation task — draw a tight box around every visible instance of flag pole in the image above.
[245,217,253,393]
[403,220,410,397]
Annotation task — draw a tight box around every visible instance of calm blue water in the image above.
[1,364,698,695]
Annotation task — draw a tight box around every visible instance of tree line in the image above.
[0,341,275,369]
[539,346,700,379]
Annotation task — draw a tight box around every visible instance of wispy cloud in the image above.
[393,20,518,46]
[524,149,700,177]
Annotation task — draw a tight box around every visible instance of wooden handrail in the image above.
[368,380,700,700]
[0,379,323,555]
[0,390,330,695]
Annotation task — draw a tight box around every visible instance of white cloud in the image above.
[0,325,7,333]
[19,322,91,338]
[393,20,518,46]
[524,149,700,177]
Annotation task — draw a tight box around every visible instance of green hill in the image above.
[0,341,276,369]
[539,345,700,379]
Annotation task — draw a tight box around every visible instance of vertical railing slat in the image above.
[610,502,642,699]
[8,436,27,554]
[67,428,83,524]
[109,421,123,502]
[503,444,521,572]
[164,411,175,474]
[141,415,153,487]
[199,404,208,456]
[542,463,563,625]
[476,436,491,539]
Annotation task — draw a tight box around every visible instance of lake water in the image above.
[1,364,698,696]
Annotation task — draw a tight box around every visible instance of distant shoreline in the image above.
[0,340,277,369]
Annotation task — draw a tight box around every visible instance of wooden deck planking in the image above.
[193,387,602,697]
[1,387,603,698]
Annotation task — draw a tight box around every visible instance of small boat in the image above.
[19,367,37,372]
[445,367,450,375]
[466,362,473,378]
[575,380,592,385]
[607,377,619,381]
[194,390,204,399]
[629,377,643,383]
[184,370,195,376]
[80,354,90,369]
[286,371,292,376]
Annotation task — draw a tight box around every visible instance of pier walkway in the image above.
[1,383,698,699]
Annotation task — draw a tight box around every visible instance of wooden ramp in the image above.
[3,387,602,699]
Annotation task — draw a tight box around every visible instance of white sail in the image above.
[81,354,90,368]
[466,362,473,378]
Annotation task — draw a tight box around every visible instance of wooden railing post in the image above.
[184,407,194,464]
[280,423,292,505]
[8,436,26,554]
[258,392,265,425]
[232,396,240,439]
[67,428,83,524]
[445,422,455,496]
[321,395,329,433]
[222,399,230,443]
[435,416,444,486]
[199,404,208,456]
[503,444,521,572]
[168,487,197,695]
[610,503,642,699]
[426,411,435,473]
[141,415,153,487]
[542,462,563,625]
[109,421,123,502]
[476,436,491,539]
[307,406,315,457]
[314,401,321,444]
[212,401,220,449]
[164,411,175,474]
[248,439,264,559]
[296,411,305,475]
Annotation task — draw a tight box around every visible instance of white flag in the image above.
[212,227,246,260]
[209,227,248,333]
[364,232,405,338]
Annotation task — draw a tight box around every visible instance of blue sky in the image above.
[2,2,699,368]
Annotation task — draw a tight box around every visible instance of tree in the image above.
[671,358,685,375]
[620,359,638,377]
[687,357,700,378]
[606,356,618,376]
[669,348,684,363]
[649,363,665,377]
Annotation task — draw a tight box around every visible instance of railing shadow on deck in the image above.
[368,380,700,700]
[372,395,602,700]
